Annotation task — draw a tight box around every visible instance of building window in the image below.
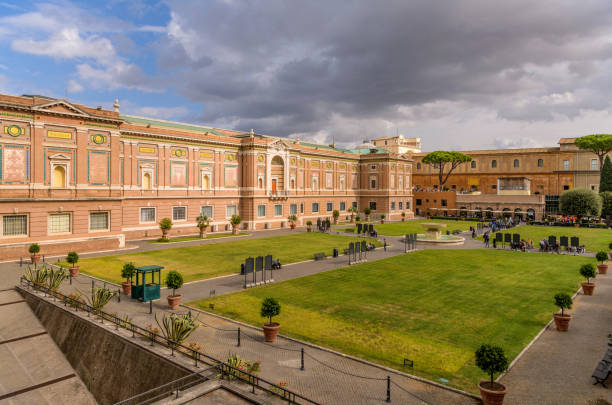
[201,205,213,219]
[391,201,396,210]
[90,212,109,231]
[491,160,497,168]
[399,202,403,210]
[370,178,376,189]
[274,204,282,216]
[52,165,67,188]
[340,201,346,211]
[290,204,297,215]
[471,161,476,169]
[563,160,569,170]
[300,203,304,214]
[537,158,544,167]
[326,202,333,212]
[142,172,152,189]
[563,185,569,190]
[417,163,421,170]
[172,206,186,221]
[2,214,27,236]
[591,159,598,170]
[441,199,447,207]
[352,201,358,209]
[312,202,319,213]
[492,185,497,189]
[257,205,266,217]
[369,201,377,210]
[140,207,156,223]
[226,205,237,217]
[49,213,71,234]
[513,159,519,168]
[406,201,411,209]
[370,165,377,170]
[416,199,422,206]
[451,185,456,189]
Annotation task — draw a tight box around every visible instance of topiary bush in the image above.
[596,251,608,264]
[66,251,79,266]
[159,217,173,230]
[261,297,281,325]
[475,344,508,386]
[364,207,371,215]
[29,243,40,254]
[559,188,602,218]
[165,270,184,296]
[554,292,572,316]
[579,263,596,283]
[121,262,135,282]
[332,210,340,218]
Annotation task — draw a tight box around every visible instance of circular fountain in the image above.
[416,223,465,246]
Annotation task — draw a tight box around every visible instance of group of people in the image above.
[482,231,533,252]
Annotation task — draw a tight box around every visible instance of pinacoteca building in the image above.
[0,93,414,259]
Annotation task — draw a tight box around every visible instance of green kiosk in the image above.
[131,265,163,308]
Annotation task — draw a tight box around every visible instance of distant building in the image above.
[371,134,421,155]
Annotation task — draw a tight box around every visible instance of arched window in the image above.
[471,161,476,169]
[513,159,519,168]
[491,160,497,168]
[417,163,421,170]
[537,158,543,167]
[52,165,66,188]
[143,172,152,189]
[202,174,210,189]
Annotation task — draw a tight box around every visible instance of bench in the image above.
[592,348,612,387]
[314,252,326,261]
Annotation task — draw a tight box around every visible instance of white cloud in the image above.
[130,105,190,119]
[138,25,166,33]
[67,79,83,93]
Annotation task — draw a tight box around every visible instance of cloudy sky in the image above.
[2,0,612,151]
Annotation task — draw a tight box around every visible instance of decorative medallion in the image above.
[173,149,186,158]
[91,133,105,144]
[6,125,23,137]
[226,153,237,161]
[326,162,333,169]
[258,154,265,162]
[291,157,296,165]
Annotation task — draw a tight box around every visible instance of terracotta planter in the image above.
[401,218,405,222]
[263,322,280,342]
[581,282,595,295]
[597,263,608,275]
[69,266,79,277]
[380,220,385,224]
[290,223,296,230]
[167,294,182,310]
[478,381,507,405]
[30,254,41,265]
[121,282,132,295]
[161,229,169,239]
[553,313,571,331]
[307,227,312,232]
[232,226,239,235]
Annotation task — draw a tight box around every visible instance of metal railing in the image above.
[18,277,321,405]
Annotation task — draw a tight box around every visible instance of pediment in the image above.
[268,139,290,150]
[33,100,90,117]
[48,153,71,160]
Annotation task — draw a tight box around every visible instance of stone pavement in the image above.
[0,289,96,405]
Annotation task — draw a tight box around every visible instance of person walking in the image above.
[383,238,387,252]
[484,232,490,248]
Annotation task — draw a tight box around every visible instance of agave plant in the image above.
[46,266,68,291]
[155,312,199,347]
[24,265,48,286]
[85,286,117,311]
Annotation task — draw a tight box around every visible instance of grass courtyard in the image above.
[72,233,380,284]
[338,218,480,236]
[481,224,612,253]
[189,249,591,392]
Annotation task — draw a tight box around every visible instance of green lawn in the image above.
[146,233,249,243]
[73,233,380,284]
[189,249,591,392]
[480,224,612,253]
[338,218,480,236]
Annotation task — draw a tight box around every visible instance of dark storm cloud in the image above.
[160,0,612,146]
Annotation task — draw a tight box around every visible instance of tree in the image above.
[422,151,472,187]
[475,344,508,386]
[601,192,612,219]
[260,297,281,325]
[121,262,135,283]
[554,293,572,316]
[600,156,612,192]
[159,218,173,240]
[559,188,601,218]
[580,263,596,283]
[165,270,184,296]
[574,134,612,176]
[196,214,210,238]
[230,214,242,235]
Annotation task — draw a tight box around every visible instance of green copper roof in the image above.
[120,115,228,137]
[345,147,390,154]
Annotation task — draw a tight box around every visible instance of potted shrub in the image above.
[121,262,135,295]
[364,207,371,221]
[580,263,596,295]
[261,297,281,342]
[165,270,184,310]
[29,243,41,265]
[553,292,573,331]
[230,214,242,235]
[287,214,297,230]
[401,212,406,222]
[355,215,361,222]
[475,344,508,405]
[380,214,386,224]
[159,218,173,241]
[332,210,340,224]
[348,207,356,223]
[325,218,331,230]
[306,220,313,232]
[595,251,608,275]
[196,214,210,238]
[66,251,79,277]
